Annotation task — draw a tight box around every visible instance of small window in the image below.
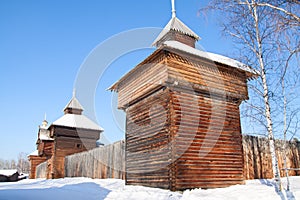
[76,143,82,149]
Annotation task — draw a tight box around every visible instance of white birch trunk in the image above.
[251,0,282,191]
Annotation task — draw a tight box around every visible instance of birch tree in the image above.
[202,0,299,192]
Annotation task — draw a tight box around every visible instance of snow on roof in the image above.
[0,169,18,176]
[39,129,53,141]
[28,150,38,157]
[39,134,53,141]
[52,114,103,131]
[163,40,259,76]
[63,96,84,111]
[153,17,200,46]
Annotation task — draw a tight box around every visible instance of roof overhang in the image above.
[109,41,259,92]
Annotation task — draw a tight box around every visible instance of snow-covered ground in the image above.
[0,176,299,200]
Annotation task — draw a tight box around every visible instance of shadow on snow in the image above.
[259,179,296,200]
[0,182,110,200]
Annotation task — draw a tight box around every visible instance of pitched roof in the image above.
[52,114,103,131]
[63,96,84,111]
[162,40,259,76]
[152,17,200,46]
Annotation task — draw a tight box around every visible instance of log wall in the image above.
[53,126,100,140]
[123,86,245,191]
[124,86,246,190]
[116,54,168,109]
[115,51,250,110]
[48,126,100,179]
[64,140,125,179]
[51,136,98,178]
[126,88,172,189]
[38,141,54,157]
[166,52,248,99]
[171,90,244,190]
[243,135,300,179]
[155,31,196,48]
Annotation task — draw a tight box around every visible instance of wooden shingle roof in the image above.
[152,16,200,46]
[63,96,84,112]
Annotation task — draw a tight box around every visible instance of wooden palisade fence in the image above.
[65,140,125,179]
[35,136,299,182]
[243,135,300,179]
[35,161,47,179]
[64,136,299,181]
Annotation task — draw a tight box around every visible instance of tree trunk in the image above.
[251,1,282,191]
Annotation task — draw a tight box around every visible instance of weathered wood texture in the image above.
[28,155,48,179]
[114,48,252,191]
[65,140,125,179]
[171,90,244,190]
[166,52,248,100]
[47,126,100,179]
[38,141,54,157]
[51,135,98,179]
[126,88,172,189]
[36,161,47,178]
[112,47,252,191]
[51,135,298,184]
[116,51,249,110]
[243,135,300,179]
[125,86,244,191]
[155,30,197,48]
[53,126,100,140]
[116,53,168,109]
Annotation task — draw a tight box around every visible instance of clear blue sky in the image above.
[0,0,238,161]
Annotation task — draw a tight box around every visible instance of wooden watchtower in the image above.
[29,93,103,179]
[47,94,103,178]
[110,3,258,191]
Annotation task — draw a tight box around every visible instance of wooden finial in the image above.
[171,0,176,18]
